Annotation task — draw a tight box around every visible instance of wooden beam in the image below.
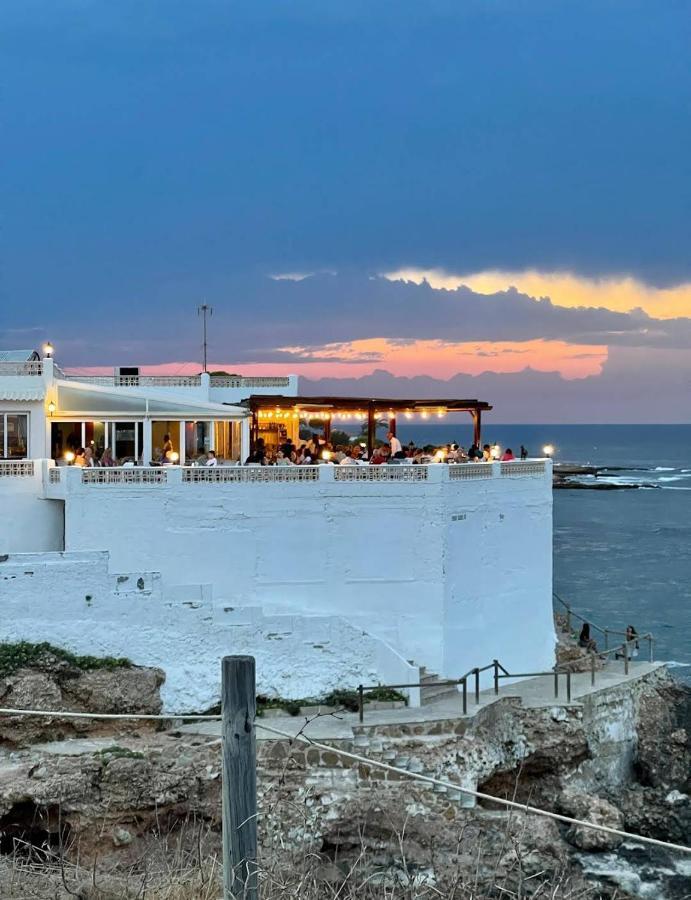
[367,403,375,458]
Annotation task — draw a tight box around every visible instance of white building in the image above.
[0,350,555,710]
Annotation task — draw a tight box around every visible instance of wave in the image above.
[653,466,676,471]
[664,660,691,669]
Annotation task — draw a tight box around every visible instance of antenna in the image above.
[197,304,213,373]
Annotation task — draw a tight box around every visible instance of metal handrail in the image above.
[356,640,653,723]
[553,592,650,651]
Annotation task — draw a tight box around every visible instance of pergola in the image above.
[244,395,493,457]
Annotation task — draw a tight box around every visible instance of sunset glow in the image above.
[385,269,691,319]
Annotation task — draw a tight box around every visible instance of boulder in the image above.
[560,790,624,851]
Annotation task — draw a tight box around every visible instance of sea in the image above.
[389,423,691,679]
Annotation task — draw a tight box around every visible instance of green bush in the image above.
[0,642,132,679]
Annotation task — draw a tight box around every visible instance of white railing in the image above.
[183,466,319,483]
[0,361,42,376]
[334,466,428,481]
[500,460,546,477]
[449,464,493,479]
[62,375,202,387]
[210,375,291,388]
[0,460,35,477]
[43,460,550,489]
[81,468,168,484]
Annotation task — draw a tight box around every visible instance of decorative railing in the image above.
[449,464,493,479]
[334,466,428,481]
[209,375,291,388]
[0,361,42,376]
[48,468,61,483]
[81,468,168,484]
[183,466,319,483]
[62,375,202,387]
[0,460,35,477]
[500,460,546,477]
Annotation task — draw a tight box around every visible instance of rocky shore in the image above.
[0,646,688,898]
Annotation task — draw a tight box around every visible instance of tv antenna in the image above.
[197,304,213,372]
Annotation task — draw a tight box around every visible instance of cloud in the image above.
[384,268,691,319]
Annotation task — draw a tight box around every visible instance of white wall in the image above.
[0,465,63,553]
[0,550,418,711]
[54,464,555,680]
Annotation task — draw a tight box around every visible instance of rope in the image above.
[0,706,688,855]
[254,720,691,856]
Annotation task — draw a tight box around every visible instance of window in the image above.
[185,421,213,461]
[1,413,29,459]
[214,421,242,462]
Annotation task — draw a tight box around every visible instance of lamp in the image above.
[47,401,56,416]
[543,444,555,458]
[64,451,75,464]
[43,342,54,358]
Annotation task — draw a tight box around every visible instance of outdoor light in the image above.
[434,449,446,462]
[421,411,430,419]
[169,451,180,463]
[43,342,54,358]
[64,451,75,464]
[47,401,56,416]
[543,444,555,458]
[322,450,332,461]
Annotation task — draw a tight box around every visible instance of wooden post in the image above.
[493,659,499,695]
[473,409,482,446]
[623,642,629,675]
[389,415,397,437]
[553,668,559,699]
[474,668,480,705]
[590,653,596,686]
[222,656,258,900]
[566,670,572,702]
[358,684,364,723]
[462,678,467,714]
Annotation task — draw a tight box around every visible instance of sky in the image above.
[1,0,690,422]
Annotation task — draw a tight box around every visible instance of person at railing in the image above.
[501,448,516,461]
[387,430,404,460]
[205,450,218,467]
[275,450,294,467]
[99,447,116,468]
[467,443,482,461]
[83,447,96,467]
[161,433,174,462]
[482,443,492,462]
[73,448,87,468]
[339,448,358,466]
[578,623,597,652]
[616,625,639,659]
[370,446,388,465]
[520,445,529,460]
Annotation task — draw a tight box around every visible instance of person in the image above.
[339,449,358,466]
[626,625,639,658]
[122,457,135,468]
[387,430,404,460]
[467,443,481,461]
[100,447,116,467]
[161,433,174,461]
[482,443,492,462]
[83,447,96,467]
[206,450,218,467]
[275,450,293,466]
[578,623,597,652]
[520,445,528,460]
[370,447,386,465]
[73,448,87,467]
[501,448,516,461]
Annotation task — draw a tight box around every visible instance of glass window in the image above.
[2,414,29,458]
[113,422,136,462]
[84,421,107,459]
[185,421,213,462]
[214,421,241,462]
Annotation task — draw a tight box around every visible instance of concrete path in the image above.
[177,660,663,743]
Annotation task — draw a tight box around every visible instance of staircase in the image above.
[419,666,460,706]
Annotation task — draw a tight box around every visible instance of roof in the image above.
[55,378,248,419]
[0,387,45,401]
[0,349,39,362]
[245,395,492,413]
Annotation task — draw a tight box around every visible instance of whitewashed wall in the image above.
[0,465,63,554]
[53,464,555,682]
[0,550,418,711]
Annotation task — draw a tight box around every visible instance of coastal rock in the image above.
[560,791,624,851]
[0,659,165,748]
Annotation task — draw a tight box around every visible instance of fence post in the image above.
[493,660,499,695]
[358,685,364,724]
[624,642,629,675]
[474,668,480,705]
[648,636,653,663]
[566,606,571,633]
[462,678,467,715]
[553,668,559,699]
[222,656,258,900]
[566,670,572,703]
[590,652,596,687]
[604,629,609,651]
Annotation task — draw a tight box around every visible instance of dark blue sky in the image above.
[1,1,690,419]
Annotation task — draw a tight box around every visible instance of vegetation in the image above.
[201,686,407,718]
[0,642,132,679]
[95,745,145,764]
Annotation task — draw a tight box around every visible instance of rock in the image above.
[560,791,624,851]
[0,660,165,748]
[112,826,133,847]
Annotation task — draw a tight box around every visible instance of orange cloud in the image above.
[385,268,691,319]
[67,338,607,381]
